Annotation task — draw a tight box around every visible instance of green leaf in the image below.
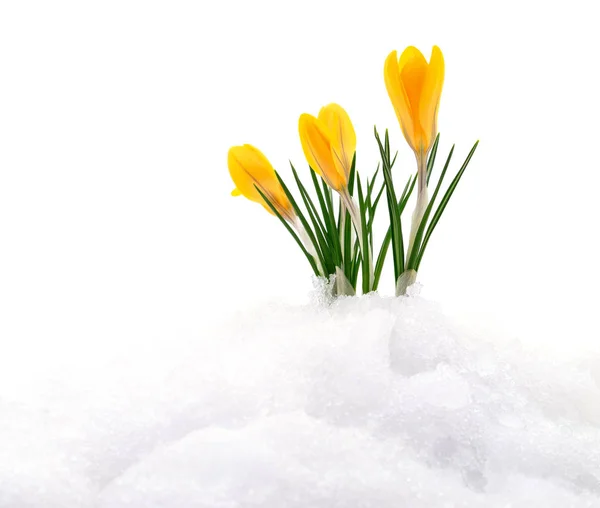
[415,140,479,270]
[343,201,354,278]
[406,144,455,270]
[321,178,343,266]
[367,166,380,197]
[275,170,326,272]
[373,228,391,290]
[347,153,357,195]
[290,164,328,238]
[372,171,412,290]
[255,185,320,276]
[365,168,382,230]
[351,246,361,286]
[290,164,335,274]
[309,169,342,267]
[398,173,416,212]
[426,133,440,186]
[356,176,371,293]
[375,127,404,279]
[368,182,386,231]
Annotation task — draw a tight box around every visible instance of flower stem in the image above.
[405,150,429,266]
[340,188,373,292]
[294,219,325,276]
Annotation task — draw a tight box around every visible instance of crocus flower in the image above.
[299,104,372,292]
[228,143,325,277]
[384,45,445,159]
[228,144,295,222]
[298,103,356,192]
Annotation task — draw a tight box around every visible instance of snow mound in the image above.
[2,294,600,507]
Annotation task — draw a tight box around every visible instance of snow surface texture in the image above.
[2,287,600,507]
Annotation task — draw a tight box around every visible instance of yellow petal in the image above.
[231,188,241,196]
[227,144,294,219]
[318,103,356,181]
[298,113,346,191]
[384,50,416,152]
[398,46,428,152]
[228,145,270,203]
[419,45,445,152]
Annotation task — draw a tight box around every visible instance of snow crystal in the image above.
[1,294,600,507]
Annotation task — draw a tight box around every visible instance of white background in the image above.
[1,0,599,365]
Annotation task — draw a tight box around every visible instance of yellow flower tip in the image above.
[298,104,355,192]
[384,45,445,156]
[227,144,294,221]
[317,103,356,182]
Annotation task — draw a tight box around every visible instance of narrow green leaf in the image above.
[351,246,361,286]
[356,176,371,293]
[347,153,357,195]
[426,133,440,186]
[398,173,416,212]
[255,185,319,276]
[373,228,391,290]
[365,177,374,253]
[415,140,479,270]
[290,163,327,240]
[385,129,390,158]
[309,168,328,218]
[321,179,343,265]
[275,171,326,271]
[406,145,455,270]
[294,182,335,274]
[310,169,342,267]
[375,126,404,279]
[343,201,353,279]
[367,166,380,197]
[368,182,386,230]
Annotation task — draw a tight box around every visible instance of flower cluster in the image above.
[228,46,478,297]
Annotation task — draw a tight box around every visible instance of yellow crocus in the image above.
[228,144,295,222]
[299,103,372,291]
[298,103,356,192]
[384,46,444,157]
[385,46,445,292]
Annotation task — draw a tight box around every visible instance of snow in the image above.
[1,290,600,507]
